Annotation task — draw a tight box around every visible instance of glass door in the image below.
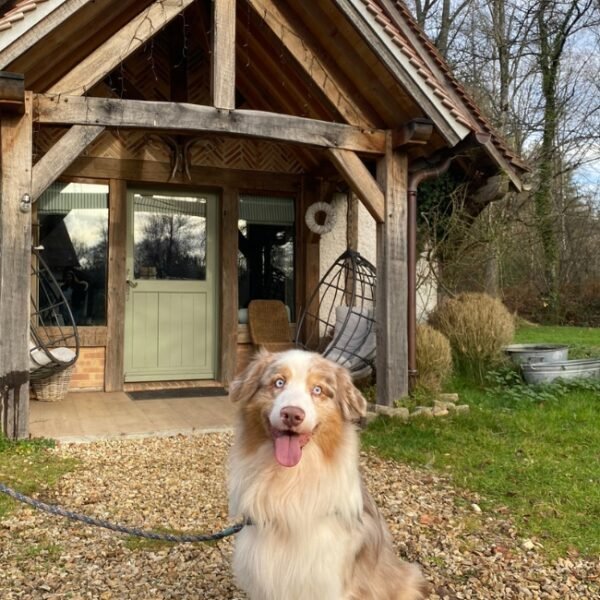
[124,189,218,382]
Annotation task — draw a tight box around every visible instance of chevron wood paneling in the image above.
[34,127,308,174]
[188,137,306,173]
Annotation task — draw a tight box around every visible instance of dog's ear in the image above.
[335,365,367,422]
[229,349,273,404]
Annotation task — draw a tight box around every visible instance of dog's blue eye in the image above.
[312,386,322,396]
[274,378,285,388]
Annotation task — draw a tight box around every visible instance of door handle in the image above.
[126,278,138,289]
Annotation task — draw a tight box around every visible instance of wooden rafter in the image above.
[31,0,196,199]
[246,0,372,128]
[327,148,384,222]
[235,66,319,170]
[212,0,236,109]
[0,0,97,70]
[331,0,469,146]
[237,12,333,121]
[35,94,387,154]
[290,1,392,125]
[48,0,196,96]
[31,125,105,201]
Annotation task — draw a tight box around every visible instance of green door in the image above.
[124,189,218,382]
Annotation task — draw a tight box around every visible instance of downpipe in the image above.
[407,157,454,392]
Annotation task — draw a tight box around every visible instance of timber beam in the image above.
[392,118,433,149]
[212,0,236,109]
[376,134,409,404]
[31,125,105,201]
[33,94,387,154]
[0,71,25,114]
[48,0,197,96]
[327,148,384,222]
[246,0,372,128]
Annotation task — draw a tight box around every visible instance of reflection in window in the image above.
[37,182,109,326]
[238,195,295,321]
[133,192,207,280]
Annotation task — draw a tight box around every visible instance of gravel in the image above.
[0,433,598,599]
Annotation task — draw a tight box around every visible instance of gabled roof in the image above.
[0,0,526,191]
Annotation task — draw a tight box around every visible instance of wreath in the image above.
[305,201,336,235]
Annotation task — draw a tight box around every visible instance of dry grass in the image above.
[428,292,515,380]
[415,324,453,392]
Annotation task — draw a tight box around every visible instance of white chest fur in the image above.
[229,428,364,600]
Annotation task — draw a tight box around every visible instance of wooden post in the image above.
[375,134,408,405]
[212,0,236,109]
[0,91,33,439]
[347,192,359,251]
[297,178,320,347]
[219,187,239,386]
[105,179,127,392]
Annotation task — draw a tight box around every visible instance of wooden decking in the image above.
[29,391,235,443]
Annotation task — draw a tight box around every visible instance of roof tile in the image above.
[360,0,527,172]
[0,0,49,31]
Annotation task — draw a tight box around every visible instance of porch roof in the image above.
[0,0,527,196]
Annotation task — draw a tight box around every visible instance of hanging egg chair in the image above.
[295,249,376,380]
[29,247,80,382]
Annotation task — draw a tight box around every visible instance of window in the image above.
[37,182,109,326]
[132,192,207,281]
[238,195,295,321]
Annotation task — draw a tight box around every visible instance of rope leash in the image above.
[0,482,244,543]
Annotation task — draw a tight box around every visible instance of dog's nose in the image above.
[281,406,305,428]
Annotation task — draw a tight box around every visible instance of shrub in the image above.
[415,324,453,392]
[429,292,515,380]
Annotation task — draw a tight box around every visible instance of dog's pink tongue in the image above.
[274,434,302,467]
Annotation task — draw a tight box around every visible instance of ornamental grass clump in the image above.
[415,324,453,393]
[428,292,515,381]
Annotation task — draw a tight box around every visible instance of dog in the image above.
[228,349,429,600]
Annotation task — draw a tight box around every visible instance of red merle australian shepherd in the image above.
[228,349,429,600]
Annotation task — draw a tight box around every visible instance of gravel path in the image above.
[0,434,598,599]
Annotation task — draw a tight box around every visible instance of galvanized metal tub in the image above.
[521,358,600,385]
[504,344,569,366]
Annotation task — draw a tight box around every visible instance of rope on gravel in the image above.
[0,482,244,543]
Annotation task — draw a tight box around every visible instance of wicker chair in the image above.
[295,249,376,381]
[29,247,80,400]
[248,300,296,352]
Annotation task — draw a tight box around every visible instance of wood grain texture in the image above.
[105,179,127,392]
[212,0,236,110]
[62,156,302,191]
[0,92,33,438]
[31,125,105,201]
[327,148,384,222]
[375,135,408,405]
[0,0,96,70]
[48,0,196,96]
[219,187,239,386]
[34,94,386,154]
[247,0,371,127]
[331,0,467,145]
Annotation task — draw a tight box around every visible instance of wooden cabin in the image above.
[0,0,526,439]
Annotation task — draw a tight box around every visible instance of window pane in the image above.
[238,195,295,321]
[133,192,207,281]
[37,182,109,326]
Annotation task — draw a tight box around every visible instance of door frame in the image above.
[123,186,219,382]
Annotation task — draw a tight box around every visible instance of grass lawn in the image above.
[0,437,78,519]
[515,324,600,358]
[363,325,600,559]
